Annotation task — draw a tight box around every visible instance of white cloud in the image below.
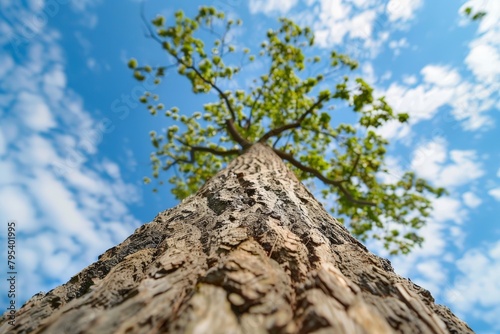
[279,0,388,58]
[102,160,121,179]
[382,0,500,136]
[86,57,96,70]
[19,135,60,168]
[62,167,103,194]
[450,81,496,131]
[0,129,5,155]
[0,53,14,77]
[0,186,38,232]
[462,0,500,85]
[462,192,482,208]
[0,2,141,306]
[445,241,500,331]
[361,62,376,84]
[382,210,464,303]
[488,188,500,201]
[249,0,298,14]
[432,197,467,224]
[29,170,100,241]
[416,260,447,284]
[411,138,484,188]
[389,37,409,56]
[421,65,461,87]
[312,0,353,46]
[402,74,417,85]
[28,0,44,12]
[377,119,411,142]
[14,92,56,131]
[466,43,500,83]
[441,151,484,187]
[380,64,496,139]
[377,155,404,184]
[371,159,457,277]
[351,0,377,9]
[349,9,377,39]
[386,0,423,22]
[252,0,424,60]
[385,81,454,121]
[69,0,101,13]
[43,65,67,102]
[380,71,392,81]
[389,220,448,277]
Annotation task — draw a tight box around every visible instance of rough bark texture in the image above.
[1,144,473,334]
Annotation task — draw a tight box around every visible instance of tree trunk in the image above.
[1,143,473,334]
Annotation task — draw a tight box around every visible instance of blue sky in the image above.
[0,0,499,332]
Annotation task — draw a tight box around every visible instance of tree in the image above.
[0,7,473,334]
[130,7,444,255]
[1,144,472,333]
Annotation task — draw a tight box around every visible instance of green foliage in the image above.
[130,7,445,255]
[463,6,487,21]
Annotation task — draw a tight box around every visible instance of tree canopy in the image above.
[129,7,445,255]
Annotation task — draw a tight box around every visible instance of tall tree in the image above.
[131,7,445,255]
[1,144,472,333]
[0,7,473,334]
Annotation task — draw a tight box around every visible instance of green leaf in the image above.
[152,16,165,27]
[128,58,138,69]
[472,12,486,21]
[133,71,145,81]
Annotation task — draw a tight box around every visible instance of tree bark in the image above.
[1,143,473,333]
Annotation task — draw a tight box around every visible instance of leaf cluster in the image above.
[463,6,487,21]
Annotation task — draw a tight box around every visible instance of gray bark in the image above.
[1,143,473,333]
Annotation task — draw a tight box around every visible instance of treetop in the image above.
[130,6,445,255]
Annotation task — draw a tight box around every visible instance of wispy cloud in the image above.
[388,37,409,56]
[445,241,500,331]
[0,2,141,306]
[249,0,299,15]
[462,191,482,208]
[371,136,484,312]
[378,63,496,139]
[252,0,423,59]
[462,0,500,85]
[392,1,500,135]
[488,188,500,201]
[411,138,484,189]
[386,0,423,22]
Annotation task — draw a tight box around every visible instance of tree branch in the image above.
[140,11,254,149]
[226,119,252,148]
[245,89,263,131]
[346,153,361,181]
[141,5,164,45]
[176,56,237,121]
[258,93,330,143]
[272,135,281,148]
[140,8,238,123]
[162,159,180,172]
[164,142,240,176]
[177,138,241,157]
[272,148,376,207]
